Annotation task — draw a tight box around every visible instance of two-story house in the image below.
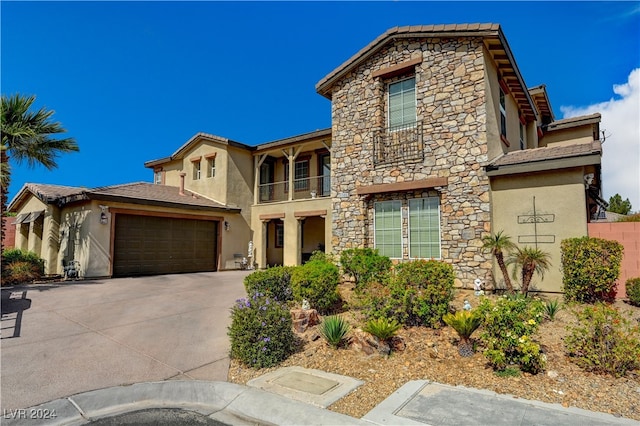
[8,23,605,294]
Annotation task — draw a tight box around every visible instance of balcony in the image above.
[373,121,424,165]
[259,175,331,203]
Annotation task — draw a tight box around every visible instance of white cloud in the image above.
[560,68,640,213]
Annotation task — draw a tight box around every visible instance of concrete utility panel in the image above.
[247,366,363,408]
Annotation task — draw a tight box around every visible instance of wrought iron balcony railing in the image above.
[258,175,331,203]
[373,121,424,165]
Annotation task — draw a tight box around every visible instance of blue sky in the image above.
[2,1,639,209]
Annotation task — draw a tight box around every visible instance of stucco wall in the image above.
[588,222,640,298]
[330,36,493,286]
[490,168,588,293]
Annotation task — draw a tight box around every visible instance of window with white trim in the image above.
[409,197,441,259]
[374,200,402,258]
[499,87,507,138]
[207,157,216,178]
[193,160,201,180]
[519,122,525,150]
[374,197,441,259]
[388,77,416,129]
[154,169,162,185]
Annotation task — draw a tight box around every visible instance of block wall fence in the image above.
[587,222,640,299]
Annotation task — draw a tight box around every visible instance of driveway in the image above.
[0,271,250,411]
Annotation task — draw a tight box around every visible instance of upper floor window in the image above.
[499,87,507,138]
[153,169,162,185]
[207,157,216,178]
[388,77,416,129]
[519,122,525,150]
[284,158,310,191]
[193,160,201,180]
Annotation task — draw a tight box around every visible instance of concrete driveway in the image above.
[1,271,250,411]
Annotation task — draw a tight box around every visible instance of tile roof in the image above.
[25,183,86,202]
[488,141,602,168]
[86,182,239,211]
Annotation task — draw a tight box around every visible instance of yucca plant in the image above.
[318,315,351,348]
[543,298,562,321]
[363,317,402,342]
[443,310,483,357]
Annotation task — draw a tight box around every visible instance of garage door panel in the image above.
[113,214,218,277]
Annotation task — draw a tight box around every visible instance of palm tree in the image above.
[508,246,552,295]
[1,94,78,250]
[482,231,516,294]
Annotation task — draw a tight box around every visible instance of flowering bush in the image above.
[565,303,640,377]
[243,266,295,303]
[227,292,295,368]
[477,295,546,374]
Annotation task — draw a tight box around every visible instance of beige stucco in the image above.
[490,168,589,292]
[541,126,594,147]
[251,197,332,268]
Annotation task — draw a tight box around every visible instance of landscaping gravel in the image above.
[229,289,640,421]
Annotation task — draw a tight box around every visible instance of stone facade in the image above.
[330,37,494,287]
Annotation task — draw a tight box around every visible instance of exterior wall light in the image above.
[224,220,230,231]
[99,205,109,225]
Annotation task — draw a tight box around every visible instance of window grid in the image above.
[374,200,402,258]
[193,161,201,180]
[388,77,416,130]
[499,88,507,138]
[208,158,216,178]
[408,197,441,259]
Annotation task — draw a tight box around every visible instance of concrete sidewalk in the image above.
[3,379,638,426]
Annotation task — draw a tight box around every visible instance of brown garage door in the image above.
[113,214,218,277]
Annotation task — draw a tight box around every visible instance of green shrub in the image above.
[318,315,351,348]
[228,293,295,368]
[363,317,402,341]
[2,248,45,273]
[561,237,623,303]
[362,260,454,328]
[477,295,546,374]
[243,266,295,302]
[626,277,640,306]
[564,303,640,377]
[340,248,391,291]
[291,259,340,313]
[616,213,640,222]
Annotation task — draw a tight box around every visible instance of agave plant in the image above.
[318,315,351,348]
[443,310,483,357]
[363,317,402,342]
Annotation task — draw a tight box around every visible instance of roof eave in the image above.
[85,192,242,213]
[486,153,602,177]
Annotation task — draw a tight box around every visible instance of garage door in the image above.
[113,214,218,277]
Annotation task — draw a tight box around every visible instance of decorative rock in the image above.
[290,309,320,333]
[547,370,559,379]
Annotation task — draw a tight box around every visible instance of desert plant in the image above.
[625,277,640,307]
[561,237,623,303]
[318,315,351,348]
[371,259,454,328]
[477,295,546,374]
[508,246,551,295]
[228,292,295,368]
[363,317,402,342]
[543,298,562,321]
[481,231,516,294]
[564,303,640,378]
[243,265,294,302]
[443,310,483,357]
[291,259,340,313]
